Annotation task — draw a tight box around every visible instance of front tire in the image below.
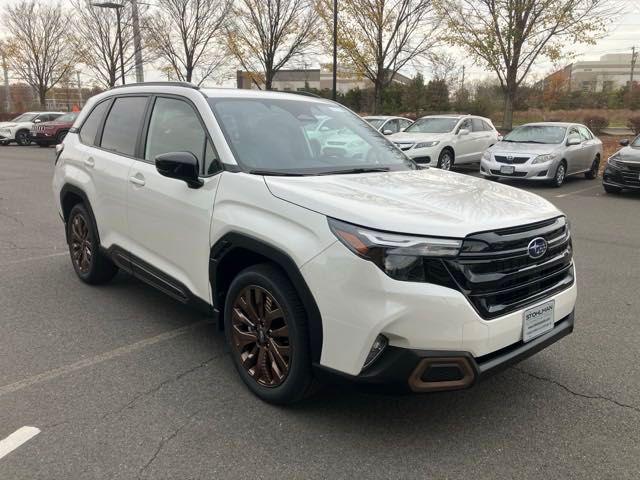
[224,264,314,405]
[551,161,566,187]
[437,148,454,170]
[15,130,31,146]
[57,131,68,144]
[66,204,118,284]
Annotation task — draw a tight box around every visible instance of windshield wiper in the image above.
[249,169,308,176]
[315,167,391,175]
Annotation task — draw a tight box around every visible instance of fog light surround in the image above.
[362,334,388,371]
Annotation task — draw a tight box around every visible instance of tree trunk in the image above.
[373,79,383,114]
[265,70,273,90]
[39,87,46,109]
[502,88,515,131]
[186,66,193,83]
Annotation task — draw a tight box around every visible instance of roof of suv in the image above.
[522,122,577,128]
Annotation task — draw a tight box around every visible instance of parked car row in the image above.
[0,111,77,147]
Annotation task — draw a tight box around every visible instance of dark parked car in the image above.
[603,137,640,194]
[30,112,78,147]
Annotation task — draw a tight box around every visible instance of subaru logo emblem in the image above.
[527,237,547,259]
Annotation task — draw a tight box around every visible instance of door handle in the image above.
[129,174,145,186]
[83,157,95,168]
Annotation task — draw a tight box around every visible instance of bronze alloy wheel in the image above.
[70,213,92,274]
[231,286,291,387]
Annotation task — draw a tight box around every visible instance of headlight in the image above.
[532,154,555,164]
[482,150,491,161]
[414,141,439,149]
[328,218,462,281]
[607,152,623,168]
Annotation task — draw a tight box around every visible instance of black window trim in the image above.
[139,93,223,177]
[77,97,114,147]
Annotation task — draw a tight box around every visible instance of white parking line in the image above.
[0,321,210,398]
[555,184,602,198]
[0,252,67,267]
[0,427,40,461]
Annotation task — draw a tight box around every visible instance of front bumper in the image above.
[603,164,640,190]
[404,145,438,164]
[480,158,555,180]
[0,130,15,141]
[315,311,574,393]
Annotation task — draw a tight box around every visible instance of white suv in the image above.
[390,114,500,169]
[0,111,65,145]
[53,83,577,404]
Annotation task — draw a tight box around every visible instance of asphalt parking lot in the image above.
[1,145,639,479]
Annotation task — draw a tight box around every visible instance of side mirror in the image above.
[155,151,203,189]
[383,129,393,135]
[458,128,470,136]
[497,134,504,141]
[620,139,630,147]
[34,119,41,123]
[566,135,581,146]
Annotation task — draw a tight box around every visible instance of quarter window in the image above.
[101,96,148,156]
[144,97,213,174]
[79,100,111,146]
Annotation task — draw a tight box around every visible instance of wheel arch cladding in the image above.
[210,232,323,364]
[60,184,100,244]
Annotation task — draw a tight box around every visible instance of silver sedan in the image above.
[480,122,603,187]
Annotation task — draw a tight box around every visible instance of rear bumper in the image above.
[314,311,574,393]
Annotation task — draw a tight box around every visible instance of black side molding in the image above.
[210,232,324,364]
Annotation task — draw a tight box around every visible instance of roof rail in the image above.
[110,81,199,90]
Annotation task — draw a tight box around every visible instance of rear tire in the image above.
[585,156,600,179]
[603,184,622,194]
[66,204,118,285]
[224,263,314,405]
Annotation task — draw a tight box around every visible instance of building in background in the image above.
[236,65,411,92]
[543,53,636,93]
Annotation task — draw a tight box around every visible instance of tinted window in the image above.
[145,97,207,166]
[101,96,148,156]
[80,101,110,145]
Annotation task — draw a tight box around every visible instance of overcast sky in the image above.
[2,0,639,87]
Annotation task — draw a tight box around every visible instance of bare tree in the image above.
[226,0,318,90]
[144,0,232,85]
[317,0,438,113]
[436,0,616,129]
[3,1,76,108]
[71,0,148,88]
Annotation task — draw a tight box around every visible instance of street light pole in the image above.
[92,2,126,85]
[130,0,144,83]
[332,0,337,101]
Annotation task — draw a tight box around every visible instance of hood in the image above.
[40,120,73,127]
[265,169,560,238]
[389,132,450,143]
[618,146,640,162]
[490,141,559,155]
[0,122,18,128]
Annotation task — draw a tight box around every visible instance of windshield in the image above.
[55,112,78,123]
[504,125,567,144]
[11,113,37,123]
[405,117,458,134]
[208,98,414,175]
[364,118,385,129]
[631,136,640,147]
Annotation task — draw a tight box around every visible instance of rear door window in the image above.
[100,96,148,156]
[472,118,485,132]
[79,101,111,146]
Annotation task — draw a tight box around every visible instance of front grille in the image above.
[621,171,640,185]
[490,169,527,177]
[494,155,529,164]
[443,216,574,319]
